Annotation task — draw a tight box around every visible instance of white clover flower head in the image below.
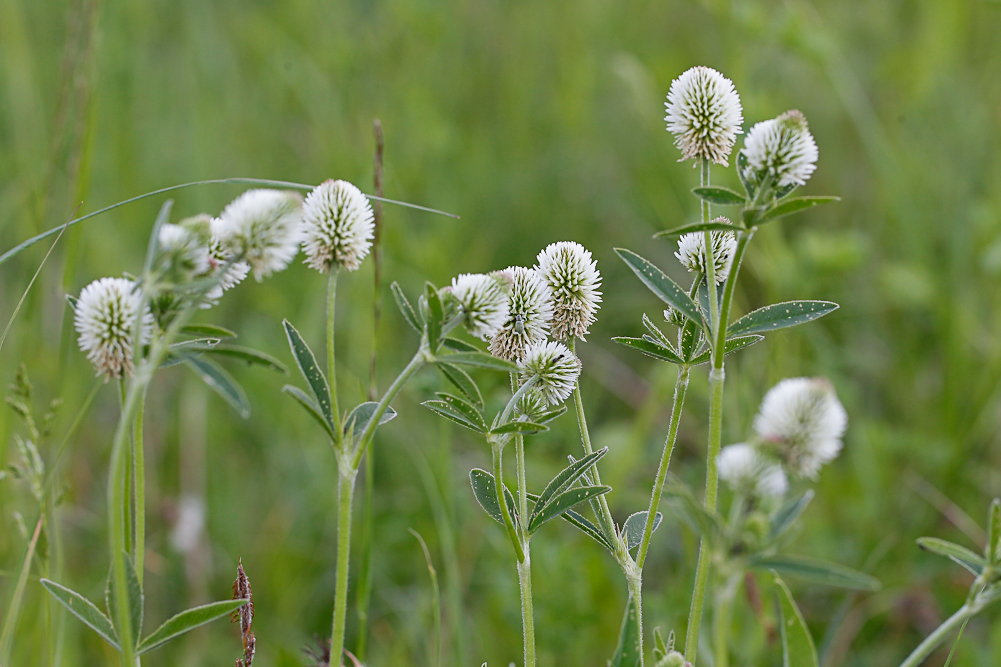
[754,377,847,479]
[741,110,818,189]
[674,222,737,284]
[156,222,211,279]
[535,241,602,341]
[300,179,375,273]
[450,273,510,340]
[74,277,153,380]
[718,443,789,498]
[213,189,303,280]
[517,388,550,421]
[488,266,554,362]
[519,341,581,406]
[665,66,744,165]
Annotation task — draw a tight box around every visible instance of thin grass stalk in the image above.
[0,515,44,662]
[409,528,441,667]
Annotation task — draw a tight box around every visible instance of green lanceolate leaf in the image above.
[531,448,608,522]
[527,485,611,534]
[438,351,518,372]
[917,537,986,576]
[687,334,764,365]
[761,196,840,224]
[691,186,747,206]
[425,282,444,351]
[612,337,684,365]
[751,555,880,591]
[437,362,484,409]
[641,313,674,347]
[609,591,642,667]
[179,353,250,419]
[180,323,237,339]
[137,599,248,654]
[773,574,819,667]
[41,579,120,650]
[344,402,398,444]
[469,469,518,525]
[391,281,422,332]
[771,490,814,540]
[282,385,335,441]
[621,511,663,552]
[653,219,744,239]
[533,405,568,424]
[562,508,614,551]
[434,393,485,430]
[441,337,479,353]
[105,556,144,646]
[423,400,486,433]
[205,345,288,374]
[491,420,548,435]
[282,320,334,428]
[736,151,755,199]
[679,316,701,361]
[615,248,703,326]
[988,499,1001,563]
[727,301,839,337]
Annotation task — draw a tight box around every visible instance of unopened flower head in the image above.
[74,277,153,380]
[664,307,686,327]
[519,341,580,406]
[156,222,211,280]
[213,189,303,280]
[741,110,818,189]
[517,388,550,421]
[754,377,847,479]
[450,273,510,340]
[300,179,375,273]
[718,443,788,498]
[665,66,743,165]
[535,242,602,341]
[675,222,737,284]
[488,266,553,361]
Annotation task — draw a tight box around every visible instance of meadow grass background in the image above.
[3,0,1001,665]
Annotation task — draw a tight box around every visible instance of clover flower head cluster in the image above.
[519,340,580,406]
[156,222,211,279]
[74,277,153,380]
[675,222,737,284]
[534,241,602,341]
[718,443,788,498]
[741,110,818,189]
[450,273,510,340]
[665,66,744,165]
[212,189,303,280]
[488,266,554,361]
[754,377,847,479]
[300,179,375,273]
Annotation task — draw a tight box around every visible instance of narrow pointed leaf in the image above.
[917,537,986,575]
[528,485,611,534]
[437,362,484,409]
[691,186,746,205]
[679,317,701,361]
[534,405,568,424]
[469,469,518,525]
[609,591,642,667]
[179,353,250,419]
[282,320,333,427]
[641,313,673,346]
[344,402,398,444]
[621,511,663,551]
[423,401,485,433]
[41,579,120,650]
[425,283,443,351]
[688,334,764,365]
[391,282,422,332]
[180,324,236,339]
[531,448,608,522]
[751,555,880,590]
[761,196,840,223]
[205,345,288,374]
[105,556,143,645]
[774,574,819,667]
[441,337,479,353]
[439,352,518,372]
[615,248,703,326]
[137,599,248,654]
[988,499,1001,563]
[491,420,548,435]
[612,337,684,365]
[736,151,755,199]
[562,508,614,551]
[282,385,335,441]
[728,301,839,337]
[653,219,744,239]
[771,490,814,540]
[433,393,485,429]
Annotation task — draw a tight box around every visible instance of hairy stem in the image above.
[701,158,719,338]
[517,555,536,667]
[327,269,342,439]
[330,467,357,667]
[713,575,740,667]
[133,391,146,586]
[491,441,525,563]
[899,604,976,667]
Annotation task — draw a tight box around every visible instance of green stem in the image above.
[354,446,375,661]
[327,269,342,439]
[712,574,740,667]
[515,433,529,532]
[711,231,752,365]
[898,604,976,667]
[109,384,138,667]
[491,441,525,563]
[517,554,536,667]
[701,158,719,338]
[351,350,426,470]
[330,467,357,667]
[133,391,146,587]
[636,366,689,569]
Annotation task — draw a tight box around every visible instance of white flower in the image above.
[74,277,153,380]
[450,273,510,340]
[741,110,818,189]
[156,222,211,279]
[665,66,744,165]
[675,222,737,284]
[204,226,252,305]
[519,341,581,406]
[754,377,847,479]
[213,189,303,280]
[488,267,553,361]
[718,443,788,497]
[300,179,375,273]
[535,242,602,341]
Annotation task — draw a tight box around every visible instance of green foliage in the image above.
[774,574,819,667]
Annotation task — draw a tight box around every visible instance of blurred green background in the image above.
[3,0,1001,665]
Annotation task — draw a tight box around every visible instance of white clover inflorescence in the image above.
[718,443,788,498]
[519,340,581,406]
[534,242,602,341]
[675,222,737,284]
[741,110,818,190]
[754,377,847,479]
[665,66,744,165]
[212,189,303,280]
[300,179,375,273]
[488,266,553,362]
[74,277,153,380]
[450,273,510,340]
[156,222,211,279]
